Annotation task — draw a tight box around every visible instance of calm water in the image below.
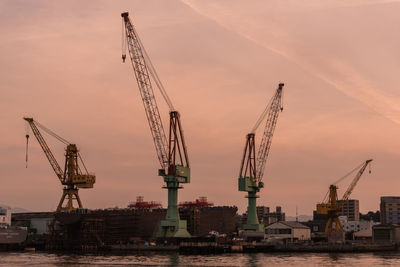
[2,252,400,266]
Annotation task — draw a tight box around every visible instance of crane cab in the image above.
[72,174,96,188]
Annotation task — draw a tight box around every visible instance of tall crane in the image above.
[24,118,95,212]
[238,83,284,231]
[316,159,373,237]
[121,12,191,238]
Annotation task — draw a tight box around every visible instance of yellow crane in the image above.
[316,159,372,236]
[24,117,95,211]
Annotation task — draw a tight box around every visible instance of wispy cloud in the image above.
[181,0,400,125]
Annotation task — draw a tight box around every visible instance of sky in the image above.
[1,0,399,216]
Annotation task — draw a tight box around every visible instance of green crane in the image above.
[121,12,190,238]
[238,83,284,231]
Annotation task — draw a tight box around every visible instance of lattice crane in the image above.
[316,159,373,237]
[121,12,190,238]
[24,118,95,212]
[238,83,284,231]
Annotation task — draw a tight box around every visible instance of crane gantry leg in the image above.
[57,186,83,212]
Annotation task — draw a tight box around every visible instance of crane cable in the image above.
[122,17,175,111]
[25,119,90,176]
[34,120,71,145]
[137,30,175,111]
[321,160,371,203]
[25,123,29,168]
[122,19,127,62]
[250,86,283,134]
[333,161,366,186]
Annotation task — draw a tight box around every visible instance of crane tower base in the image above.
[155,178,191,238]
[242,191,264,232]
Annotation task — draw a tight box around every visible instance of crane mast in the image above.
[316,159,373,238]
[121,12,190,238]
[238,83,284,232]
[24,117,95,212]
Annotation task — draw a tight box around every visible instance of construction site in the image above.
[7,11,396,253]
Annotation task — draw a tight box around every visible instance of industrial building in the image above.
[258,206,285,225]
[264,221,311,241]
[338,199,360,221]
[380,196,400,224]
[339,216,375,233]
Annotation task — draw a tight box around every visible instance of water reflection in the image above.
[3,251,400,266]
[247,253,260,267]
[168,253,179,266]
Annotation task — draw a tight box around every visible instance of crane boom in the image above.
[255,83,284,181]
[341,159,373,201]
[24,118,64,183]
[121,12,168,170]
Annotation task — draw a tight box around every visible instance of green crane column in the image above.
[246,191,259,225]
[242,190,264,231]
[166,181,179,221]
[155,175,191,238]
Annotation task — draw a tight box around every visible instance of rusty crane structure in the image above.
[317,159,373,237]
[24,118,95,212]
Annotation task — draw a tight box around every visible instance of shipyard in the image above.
[1,0,400,266]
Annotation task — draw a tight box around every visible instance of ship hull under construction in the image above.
[47,206,237,251]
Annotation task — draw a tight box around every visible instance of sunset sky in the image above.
[1,0,399,216]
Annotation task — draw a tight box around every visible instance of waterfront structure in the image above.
[0,207,11,226]
[353,229,372,241]
[264,221,311,241]
[337,199,360,221]
[373,224,400,244]
[12,212,54,234]
[380,196,400,224]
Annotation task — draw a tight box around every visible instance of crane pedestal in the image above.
[242,191,264,232]
[155,175,191,238]
[239,177,264,231]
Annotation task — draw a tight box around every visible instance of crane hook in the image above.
[122,54,126,63]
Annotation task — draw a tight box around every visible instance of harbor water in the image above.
[2,252,400,266]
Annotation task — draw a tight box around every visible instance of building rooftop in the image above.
[266,221,309,229]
